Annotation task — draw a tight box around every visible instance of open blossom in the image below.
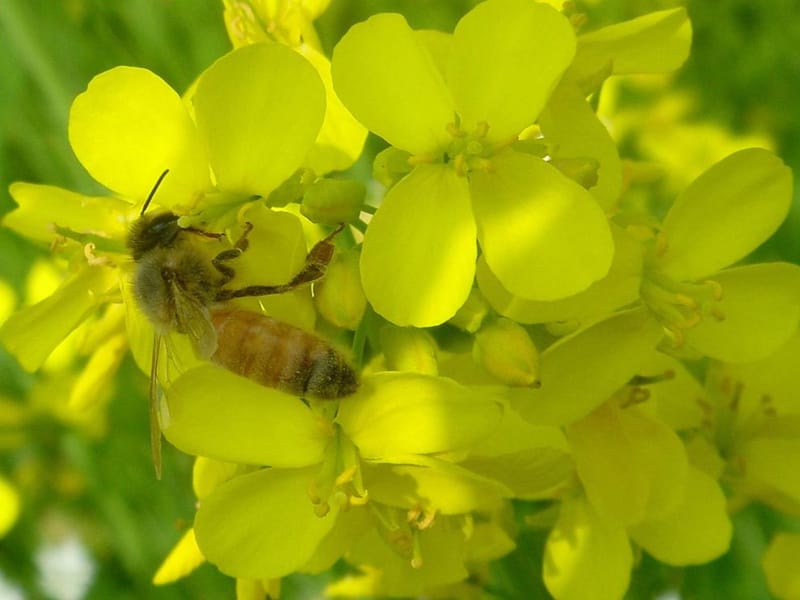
[331,0,615,327]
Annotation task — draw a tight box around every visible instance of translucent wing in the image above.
[150,333,163,480]
[170,280,218,359]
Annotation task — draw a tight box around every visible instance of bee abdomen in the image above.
[210,308,358,399]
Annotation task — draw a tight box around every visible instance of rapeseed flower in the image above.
[331,0,615,326]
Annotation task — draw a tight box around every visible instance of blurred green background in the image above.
[0,0,798,598]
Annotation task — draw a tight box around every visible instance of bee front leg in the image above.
[211,222,254,286]
[215,223,345,301]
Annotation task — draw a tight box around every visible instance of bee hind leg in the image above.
[214,223,345,301]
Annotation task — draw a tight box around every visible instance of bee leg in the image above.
[211,222,254,286]
[215,224,345,301]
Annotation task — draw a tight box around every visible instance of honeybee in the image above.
[128,170,358,477]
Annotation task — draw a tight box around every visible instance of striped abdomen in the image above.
[210,307,358,399]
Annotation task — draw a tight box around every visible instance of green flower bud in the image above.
[474,318,540,387]
[379,325,438,375]
[373,146,412,189]
[549,156,600,190]
[314,248,366,330]
[266,168,314,207]
[301,178,365,225]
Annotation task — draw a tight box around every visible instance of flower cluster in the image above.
[2,1,799,599]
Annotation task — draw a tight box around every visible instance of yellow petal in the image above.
[568,8,691,87]
[69,66,210,203]
[193,43,325,195]
[539,84,622,211]
[567,403,688,525]
[659,148,792,282]
[153,529,205,585]
[685,263,800,363]
[195,467,339,579]
[0,476,20,537]
[0,266,115,371]
[336,372,502,459]
[448,0,575,142]
[5,183,130,245]
[512,309,663,426]
[629,467,732,565]
[544,497,632,600]
[477,224,642,325]
[163,365,330,467]
[331,13,453,154]
[763,532,800,600]
[471,151,613,301]
[299,45,367,174]
[360,164,476,327]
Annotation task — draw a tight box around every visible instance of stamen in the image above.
[335,466,357,487]
[446,122,463,137]
[348,492,369,507]
[84,243,112,266]
[629,370,676,386]
[410,531,423,569]
[620,386,650,408]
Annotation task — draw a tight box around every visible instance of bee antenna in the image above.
[140,169,170,216]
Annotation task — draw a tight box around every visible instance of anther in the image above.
[621,386,650,407]
[446,122,464,138]
[709,307,726,322]
[704,280,723,301]
[348,492,369,507]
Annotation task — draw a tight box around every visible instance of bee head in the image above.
[128,211,183,260]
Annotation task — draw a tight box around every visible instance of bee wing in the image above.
[171,281,218,359]
[150,333,163,480]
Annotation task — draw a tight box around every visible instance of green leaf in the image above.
[629,467,732,565]
[477,224,642,324]
[360,164,476,327]
[544,497,632,600]
[68,66,210,204]
[511,309,663,426]
[163,365,330,468]
[685,263,800,362]
[448,0,575,143]
[470,151,613,301]
[659,148,793,281]
[331,13,453,155]
[194,467,339,579]
[193,43,325,196]
[336,372,502,459]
